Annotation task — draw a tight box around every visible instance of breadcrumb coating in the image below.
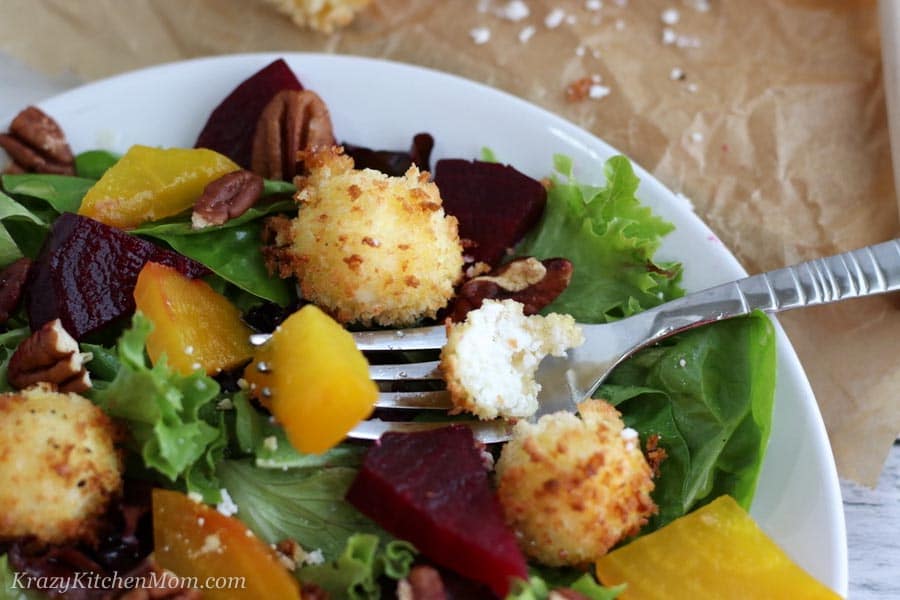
[495,399,656,566]
[440,299,584,419]
[260,0,371,33]
[264,147,464,327]
[0,385,122,545]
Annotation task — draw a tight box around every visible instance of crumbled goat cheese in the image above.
[679,357,688,367]
[199,534,223,555]
[216,396,235,410]
[621,427,639,441]
[217,488,239,517]
[519,25,536,43]
[545,8,566,28]
[306,549,326,566]
[497,0,529,21]
[469,26,492,44]
[661,8,680,25]
[187,491,204,503]
[263,435,279,452]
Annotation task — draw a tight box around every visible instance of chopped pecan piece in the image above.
[251,89,335,180]
[191,169,264,228]
[397,565,447,600]
[0,106,74,174]
[446,257,573,322]
[7,318,92,393]
[0,257,31,324]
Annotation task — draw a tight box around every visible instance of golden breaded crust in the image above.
[0,385,122,545]
[266,147,464,327]
[260,0,371,33]
[495,399,657,567]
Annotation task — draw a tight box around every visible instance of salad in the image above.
[0,57,835,599]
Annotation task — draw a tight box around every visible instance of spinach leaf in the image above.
[1,174,94,214]
[598,312,777,531]
[0,554,43,600]
[74,150,120,179]
[0,191,49,264]
[133,199,295,306]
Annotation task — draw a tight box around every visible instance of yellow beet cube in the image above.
[79,145,238,229]
[595,495,840,599]
[243,304,378,454]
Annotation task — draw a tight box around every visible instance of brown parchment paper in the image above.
[0,0,897,485]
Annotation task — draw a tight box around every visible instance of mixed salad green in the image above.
[0,112,776,598]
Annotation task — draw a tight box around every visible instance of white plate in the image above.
[9,52,847,594]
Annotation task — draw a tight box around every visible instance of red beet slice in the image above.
[194,59,303,169]
[26,213,208,340]
[345,426,528,598]
[434,159,547,267]
[343,132,435,176]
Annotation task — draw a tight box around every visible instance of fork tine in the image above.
[369,360,442,381]
[251,325,447,351]
[376,390,452,410]
[349,418,513,444]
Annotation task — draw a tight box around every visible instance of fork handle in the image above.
[640,238,900,342]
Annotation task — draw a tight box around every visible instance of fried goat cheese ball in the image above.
[0,385,122,545]
[264,147,464,327]
[495,399,657,567]
[440,299,584,419]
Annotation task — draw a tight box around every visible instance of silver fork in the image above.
[251,238,900,443]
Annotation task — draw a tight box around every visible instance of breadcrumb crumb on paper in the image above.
[260,0,371,33]
[495,399,657,566]
[440,299,584,420]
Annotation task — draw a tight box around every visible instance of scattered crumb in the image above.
[662,27,677,44]
[585,0,602,10]
[469,26,491,44]
[589,84,611,99]
[518,24,536,43]
[497,0,530,21]
[575,46,586,57]
[216,488,239,517]
[566,76,594,102]
[661,8,680,25]
[669,66,685,81]
[544,8,566,28]
[614,18,625,30]
[690,131,704,143]
[686,82,699,93]
[565,13,577,25]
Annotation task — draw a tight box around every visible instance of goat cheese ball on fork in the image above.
[263,146,464,327]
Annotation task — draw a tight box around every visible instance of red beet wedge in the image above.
[434,159,547,267]
[345,426,528,598]
[26,213,208,340]
[194,58,303,169]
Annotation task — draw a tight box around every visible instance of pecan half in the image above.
[446,257,573,322]
[8,319,92,393]
[251,89,336,181]
[0,106,74,175]
[0,257,31,324]
[191,169,264,228]
[397,565,447,600]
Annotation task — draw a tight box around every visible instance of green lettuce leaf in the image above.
[216,455,384,559]
[0,555,43,600]
[89,313,224,501]
[598,312,776,530]
[516,155,683,322]
[0,191,50,264]
[296,534,416,600]
[507,571,624,600]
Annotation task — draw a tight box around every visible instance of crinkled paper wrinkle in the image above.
[0,0,897,485]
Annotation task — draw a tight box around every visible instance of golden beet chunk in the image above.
[244,304,377,454]
[133,262,253,376]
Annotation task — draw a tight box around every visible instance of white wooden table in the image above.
[1,51,898,599]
